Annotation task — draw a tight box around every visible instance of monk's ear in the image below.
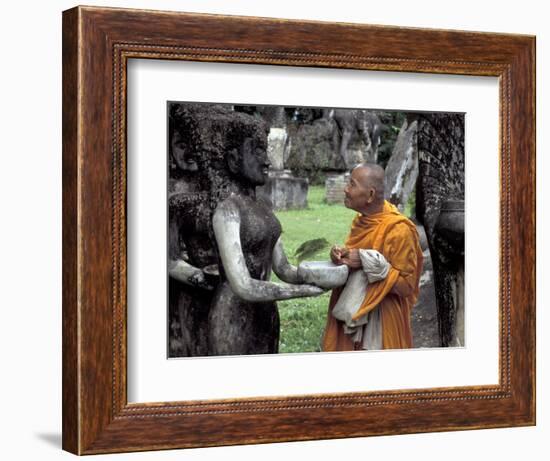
[227,148,240,174]
[367,187,375,204]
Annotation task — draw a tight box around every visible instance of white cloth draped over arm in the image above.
[331,270,370,327]
[359,249,390,283]
[331,249,390,349]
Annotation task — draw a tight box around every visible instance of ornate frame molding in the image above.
[63,6,535,454]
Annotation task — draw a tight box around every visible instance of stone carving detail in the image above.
[282,109,387,183]
[415,113,465,347]
[331,109,385,167]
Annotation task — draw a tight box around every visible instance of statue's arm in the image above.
[271,237,304,284]
[168,258,213,290]
[213,199,324,302]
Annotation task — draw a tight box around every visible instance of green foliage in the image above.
[294,238,331,263]
[404,187,416,218]
[375,111,407,168]
[276,293,332,353]
[274,186,356,353]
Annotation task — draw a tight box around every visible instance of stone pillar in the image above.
[256,126,309,210]
[431,199,465,347]
[267,127,288,171]
[384,120,418,212]
[325,172,350,204]
[257,171,309,210]
[416,113,465,347]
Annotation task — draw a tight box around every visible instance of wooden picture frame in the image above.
[62,5,535,455]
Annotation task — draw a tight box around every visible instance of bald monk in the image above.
[322,163,423,351]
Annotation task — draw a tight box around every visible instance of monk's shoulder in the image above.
[384,218,419,247]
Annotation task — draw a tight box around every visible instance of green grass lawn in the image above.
[273,186,356,353]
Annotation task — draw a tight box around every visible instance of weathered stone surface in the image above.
[210,194,283,355]
[258,126,309,210]
[267,127,289,171]
[416,113,465,233]
[455,267,465,347]
[258,106,286,128]
[285,110,387,182]
[286,118,342,181]
[433,200,465,266]
[168,103,271,357]
[415,113,465,347]
[297,261,349,289]
[238,107,408,186]
[325,172,350,204]
[331,109,385,166]
[169,103,322,357]
[256,171,308,210]
[168,104,234,357]
[384,120,418,211]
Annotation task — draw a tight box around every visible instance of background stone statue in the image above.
[331,109,385,167]
[167,104,221,356]
[414,112,465,347]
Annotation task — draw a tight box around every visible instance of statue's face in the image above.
[239,136,270,186]
[171,130,199,171]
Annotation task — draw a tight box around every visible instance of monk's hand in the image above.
[342,249,362,269]
[330,245,346,265]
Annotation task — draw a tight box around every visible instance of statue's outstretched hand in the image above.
[301,284,327,296]
[283,282,327,299]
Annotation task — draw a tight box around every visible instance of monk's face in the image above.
[344,167,374,213]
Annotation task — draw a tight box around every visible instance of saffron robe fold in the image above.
[322,200,424,351]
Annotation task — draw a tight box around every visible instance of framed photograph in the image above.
[62,5,535,455]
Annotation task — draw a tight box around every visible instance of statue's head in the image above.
[169,103,269,187]
[225,115,269,187]
[169,103,205,173]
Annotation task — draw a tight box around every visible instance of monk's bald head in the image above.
[355,163,385,202]
[344,163,386,213]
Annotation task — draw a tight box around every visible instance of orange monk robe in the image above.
[322,200,424,351]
